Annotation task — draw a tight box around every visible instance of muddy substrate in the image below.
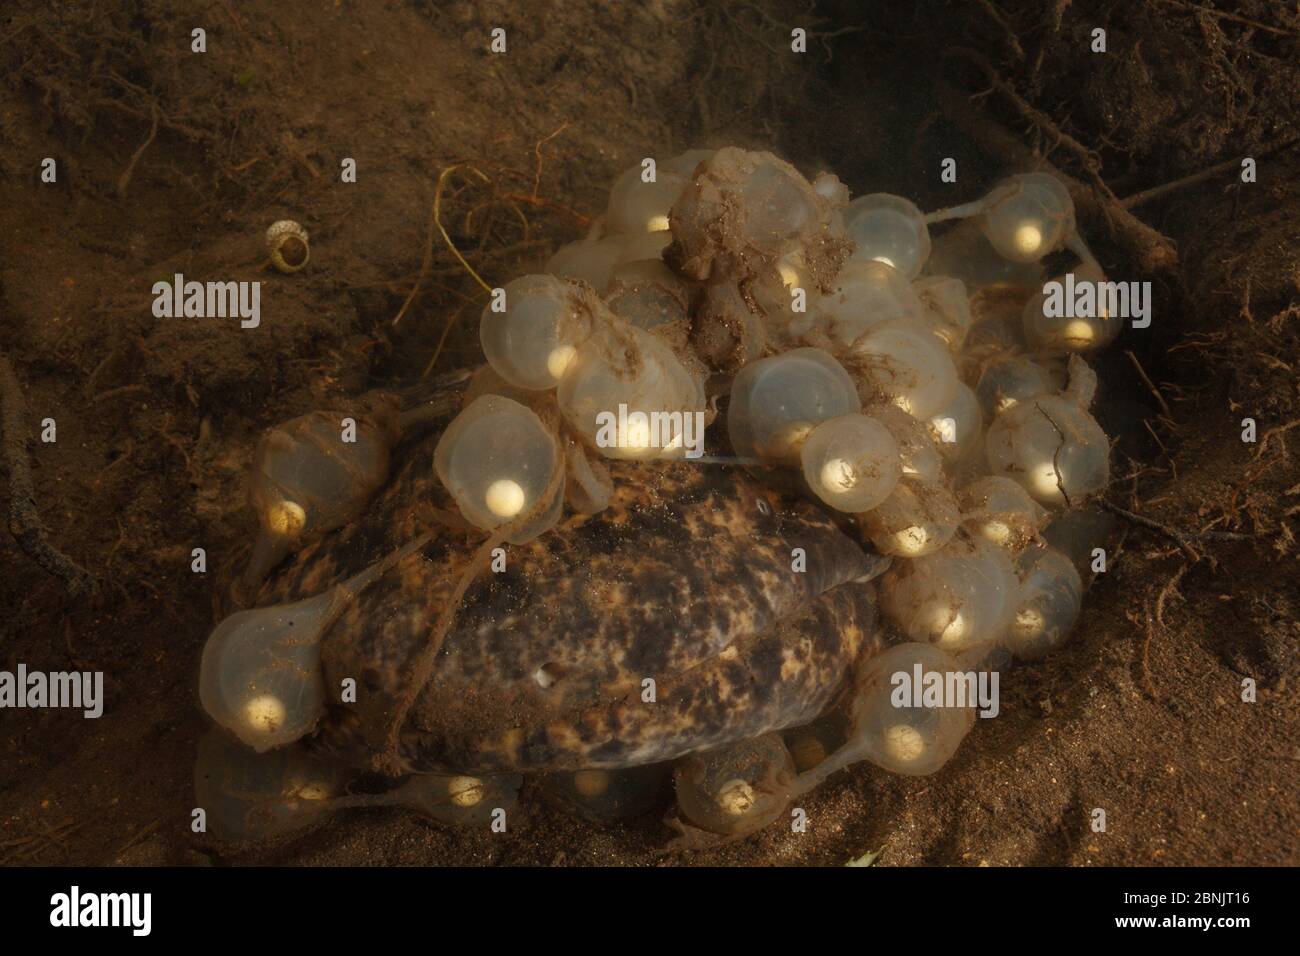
[0,1,1296,866]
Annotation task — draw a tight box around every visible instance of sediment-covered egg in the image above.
[727,348,860,464]
[912,275,973,352]
[674,734,795,836]
[928,382,983,463]
[558,316,706,460]
[958,475,1048,551]
[546,232,672,292]
[985,394,1110,506]
[845,320,960,419]
[881,537,1019,652]
[1008,544,1083,660]
[669,147,822,279]
[691,280,768,372]
[434,394,563,541]
[813,259,925,349]
[974,355,1056,418]
[243,400,400,595]
[540,764,670,822]
[800,413,901,513]
[843,193,931,278]
[1022,260,1122,352]
[602,259,691,332]
[859,475,960,557]
[847,643,976,776]
[866,403,945,482]
[480,274,594,390]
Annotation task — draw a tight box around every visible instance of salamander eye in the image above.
[434,394,563,542]
[727,348,860,464]
[673,734,796,836]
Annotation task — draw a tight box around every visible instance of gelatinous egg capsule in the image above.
[865,403,945,483]
[958,475,1048,551]
[434,394,564,542]
[974,355,1056,418]
[602,259,691,332]
[692,280,769,372]
[812,259,925,350]
[243,401,400,595]
[800,413,901,513]
[1041,502,1119,585]
[985,393,1110,507]
[480,274,594,391]
[557,317,706,460]
[923,217,1045,292]
[928,382,983,463]
[674,734,796,836]
[194,730,343,841]
[539,763,671,822]
[845,320,960,420]
[669,148,821,279]
[912,275,973,352]
[1022,260,1122,352]
[563,434,613,515]
[783,704,852,773]
[1008,544,1083,660]
[929,173,1076,264]
[848,643,976,776]
[606,150,711,234]
[843,193,932,278]
[546,232,672,293]
[858,475,960,557]
[200,590,335,751]
[387,771,523,827]
[727,348,860,464]
[881,537,1019,653]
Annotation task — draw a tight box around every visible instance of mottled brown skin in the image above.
[256,423,885,774]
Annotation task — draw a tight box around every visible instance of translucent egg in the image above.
[480,274,594,390]
[958,475,1048,551]
[1042,505,1112,579]
[924,217,1045,291]
[674,734,795,836]
[434,394,564,542]
[243,402,400,595]
[557,317,706,460]
[1008,545,1083,660]
[200,591,334,751]
[928,382,983,463]
[385,771,523,827]
[692,280,768,372]
[727,348,860,464]
[977,173,1075,263]
[847,643,975,776]
[812,259,925,349]
[540,763,670,822]
[606,151,704,234]
[865,403,945,482]
[563,434,613,515]
[859,475,960,557]
[194,730,342,841]
[845,320,960,420]
[1022,260,1123,352]
[985,394,1110,507]
[912,276,972,352]
[881,537,1019,652]
[800,413,901,513]
[843,193,931,278]
[546,232,671,292]
[602,259,691,332]
[974,355,1055,418]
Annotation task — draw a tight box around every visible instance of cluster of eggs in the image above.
[198,145,1124,842]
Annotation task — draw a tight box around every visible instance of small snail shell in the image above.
[266,219,310,273]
